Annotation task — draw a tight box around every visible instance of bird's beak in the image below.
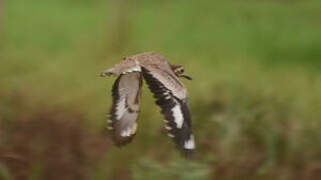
[181,74,192,80]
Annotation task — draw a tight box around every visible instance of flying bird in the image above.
[100,52,195,156]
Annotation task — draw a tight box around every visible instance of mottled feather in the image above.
[109,72,143,146]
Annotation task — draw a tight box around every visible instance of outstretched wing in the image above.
[142,67,195,156]
[108,72,143,146]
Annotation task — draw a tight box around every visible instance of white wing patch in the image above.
[172,104,184,129]
[121,128,132,137]
[116,98,127,120]
[184,135,195,150]
[120,123,138,137]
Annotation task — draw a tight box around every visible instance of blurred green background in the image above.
[1,0,321,179]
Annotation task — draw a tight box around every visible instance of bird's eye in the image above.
[176,68,184,74]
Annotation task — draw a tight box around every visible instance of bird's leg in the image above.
[100,68,116,77]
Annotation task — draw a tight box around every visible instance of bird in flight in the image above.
[100,52,195,156]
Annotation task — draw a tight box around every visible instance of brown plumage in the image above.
[101,52,195,156]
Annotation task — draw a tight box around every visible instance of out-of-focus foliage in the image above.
[1,0,321,179]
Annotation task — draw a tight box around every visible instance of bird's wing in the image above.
[142,66,195,156]
[108,72,143,146]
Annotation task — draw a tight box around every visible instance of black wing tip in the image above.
[181,149,197,159]
[113,140,134,147]
[112,134,137,147]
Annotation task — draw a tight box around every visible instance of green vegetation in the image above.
[1,0,321,179]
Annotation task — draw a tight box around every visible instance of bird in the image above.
[100,52,195,156]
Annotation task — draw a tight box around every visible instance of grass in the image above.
[1,0,321,179]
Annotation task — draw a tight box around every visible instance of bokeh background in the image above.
[1,0,321,179]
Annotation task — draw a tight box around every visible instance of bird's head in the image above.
[171,65,192,80]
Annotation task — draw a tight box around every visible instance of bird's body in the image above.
[105,52,171,75]
[101,52,195,156]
